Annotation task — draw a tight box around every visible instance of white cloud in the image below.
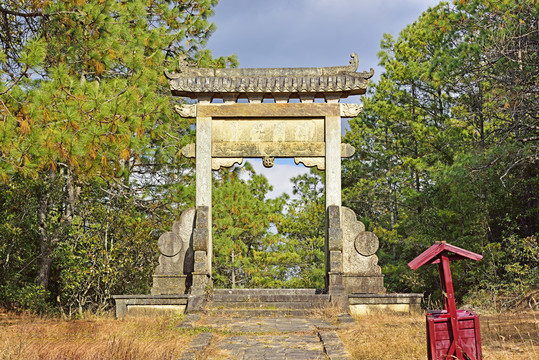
[245,159,310,199]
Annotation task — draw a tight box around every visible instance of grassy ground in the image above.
[338,311,539,360]
[1,309,537,359]
[0,312,193,360]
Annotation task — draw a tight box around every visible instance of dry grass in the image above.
[0,311,193,360]
[338,311,539,360]
[1,309,537,359]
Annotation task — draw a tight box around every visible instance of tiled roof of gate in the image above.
[165,53,373,99]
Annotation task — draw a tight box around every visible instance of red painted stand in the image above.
[408,241,483,360]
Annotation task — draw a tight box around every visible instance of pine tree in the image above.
[0,0,235,311]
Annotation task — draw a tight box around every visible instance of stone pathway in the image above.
[178,315,352,360]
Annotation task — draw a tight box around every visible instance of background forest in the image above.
[0,0,537,316]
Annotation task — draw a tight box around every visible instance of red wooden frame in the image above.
[408,241,483,360]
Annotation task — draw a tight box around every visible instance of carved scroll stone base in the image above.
[151,275,189,295]
[342,206,386,294]
[150,208,195,295]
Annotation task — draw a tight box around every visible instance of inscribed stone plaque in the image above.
[212,118,325,157]
[212,119,324,143]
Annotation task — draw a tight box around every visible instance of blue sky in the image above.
[205,0,441,198]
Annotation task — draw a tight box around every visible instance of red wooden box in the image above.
[427,309,482,360]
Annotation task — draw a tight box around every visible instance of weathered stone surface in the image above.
[342,275,385,294]
[193,207,209,252]
[318,330,353,359]
[169,53,361,78]
[112,294,188,318]
[151,275,189,296]
[195,206,209,228]
[211,157,243,170]
[212,119,324,143]
[341,143,355,158]
[195,116,212,284]
[155,232,182,272]
[151,208,195,295]
[295,157,325,170]
[327,205,341,228]
[192,207,210,294]
[190,273,211,295]
[329,250,343,271]
[193,228,208,252]
[325,115,341,209]
[262,156,274,168]
[194,315,344,360]
[213,141,325,157]
[348,293,423,316]
[182,143,196,158]
[340,103,363,118]
[193,250,208,273]
[355,231,379,256]
[183,142,355,159]
[328,228,343,251]
[198,103,340,117]
[174,104,196,117]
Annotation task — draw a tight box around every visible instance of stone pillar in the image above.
[325,114,342,209]
[325,114,344,295]
[193,113,212,294]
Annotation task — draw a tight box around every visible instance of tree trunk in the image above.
[35,165,80,290]
[231,250,235,288]
[35,168,54,290]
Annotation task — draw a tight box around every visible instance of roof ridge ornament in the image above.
[165,53,373,79]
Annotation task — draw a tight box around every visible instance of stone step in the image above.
[209,300,330,310]
[212,288,323,296]
[210,293,331,303]
[206,308,314,317]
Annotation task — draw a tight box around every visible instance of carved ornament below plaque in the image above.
[295,157,325,170]
[340,103,363,118]
[174,104,196,118]
[212,158,243,170]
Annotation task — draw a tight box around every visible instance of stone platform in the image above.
[113,294,188,318]
[348,293,422,317]
[113,290,422,319]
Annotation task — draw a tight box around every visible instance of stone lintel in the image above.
[197,103,340,118]
[183,143,355,159]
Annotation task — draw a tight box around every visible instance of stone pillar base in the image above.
[328,272,345,295]
[151,275,189,295]
[343,274,386,294]
[190,273,212,295]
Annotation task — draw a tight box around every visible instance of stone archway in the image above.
[151,54,385,297]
